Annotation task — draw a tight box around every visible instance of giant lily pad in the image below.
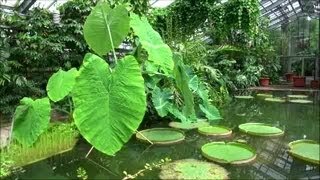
[136,128,185,145]
[239,123,284,137]
[264,97,286,103]
[72,54,146,155]
[46,68,77,102]
[234,95,254,99]
[159,159,229,179]
[287,94,308,99]
[288,140,319,165]
[289,99,313,104]
[169,121,210,130]
[201,142,256,165]
[198,126,232,137]
[13,97,51,147]
[256,93,273,99]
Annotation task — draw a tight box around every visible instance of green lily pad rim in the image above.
[287,94,308,99]
[201,141,257,165]
[198,125,232,137]
[234,95,254,99]
[168,121,210,130]
[264,97,286,103]
[136,128,185,145]
[288,99,313,104]
[288,139,320,165]
[256,93,273,98]
[238,123,285,137]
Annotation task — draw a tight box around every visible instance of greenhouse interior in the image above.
[0,0,319,179]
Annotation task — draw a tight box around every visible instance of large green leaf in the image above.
[151,86,173,117]
[173,53,195,117]
[199,104,222,121]
[13,97,51,146]
[46,68,78,102]
[72,53,146,155]
[130,13,173,75]
[83,3,130,56]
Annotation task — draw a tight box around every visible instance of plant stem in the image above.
[107,25,118,64]
[85,146,94,158]
[135,131,153,145]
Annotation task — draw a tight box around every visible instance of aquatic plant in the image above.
[288,139,319,165]
[2,123,78,167]
[123,158,172,180]
[76,167,88,180]
[198,126,232,137]
[136,128,185,145]
[238,123,284,137]
[168,121,210,130]
[201,142,256,165]
[159,159,229,179]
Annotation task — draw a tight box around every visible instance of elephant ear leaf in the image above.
[46,68,77,102]
[130,13,173,75]
[151,86,173,117]
[72,53,146,155]
[83,3,130,56]
[199,104,222,121]
[13,97,51,147]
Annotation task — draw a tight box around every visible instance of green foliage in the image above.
[130,13,173,75]
[83,3,130,56]
[2,123,78,167]
[72,53,146,155]
[13,97,51,147]
[173,53,195,117]
[151,87,173,117]
[46,68,78,102]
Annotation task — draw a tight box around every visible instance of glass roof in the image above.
[0,0,319,28]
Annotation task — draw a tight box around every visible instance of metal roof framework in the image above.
[260,0,320,29]
[0,0,319,28]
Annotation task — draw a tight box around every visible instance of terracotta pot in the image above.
[293,76,305,87]
[259,77,270,87]
[285,73,294,82]
[310,80,320,89]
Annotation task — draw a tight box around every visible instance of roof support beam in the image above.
[270,12,305,29]
[18,0,36,13]
[261,0,286,13]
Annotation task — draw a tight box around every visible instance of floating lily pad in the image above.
[198,126,232,137]
[201,142,256,165]
[136,128,185,145]
[264,97,286,103]
[256,93,273,99]
[169,121,210,130]
[159,159,229,179]
[236,113,246,117]
[289,99,313,104]
[234,96,254,99]
[287,94,308,99]
[288,140,319,165]
[238,123,284,137]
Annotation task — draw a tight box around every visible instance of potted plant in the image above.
[259,76,270,87]
[285,72,295,82]
[310,80,320,89]
[293,59,306,87]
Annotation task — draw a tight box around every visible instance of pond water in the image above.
[8,91,320,179]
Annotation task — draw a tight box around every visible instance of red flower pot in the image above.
[259,77,270,87]
[285,73,294,82]
[293,76,305,87]
[310,80,320,89]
